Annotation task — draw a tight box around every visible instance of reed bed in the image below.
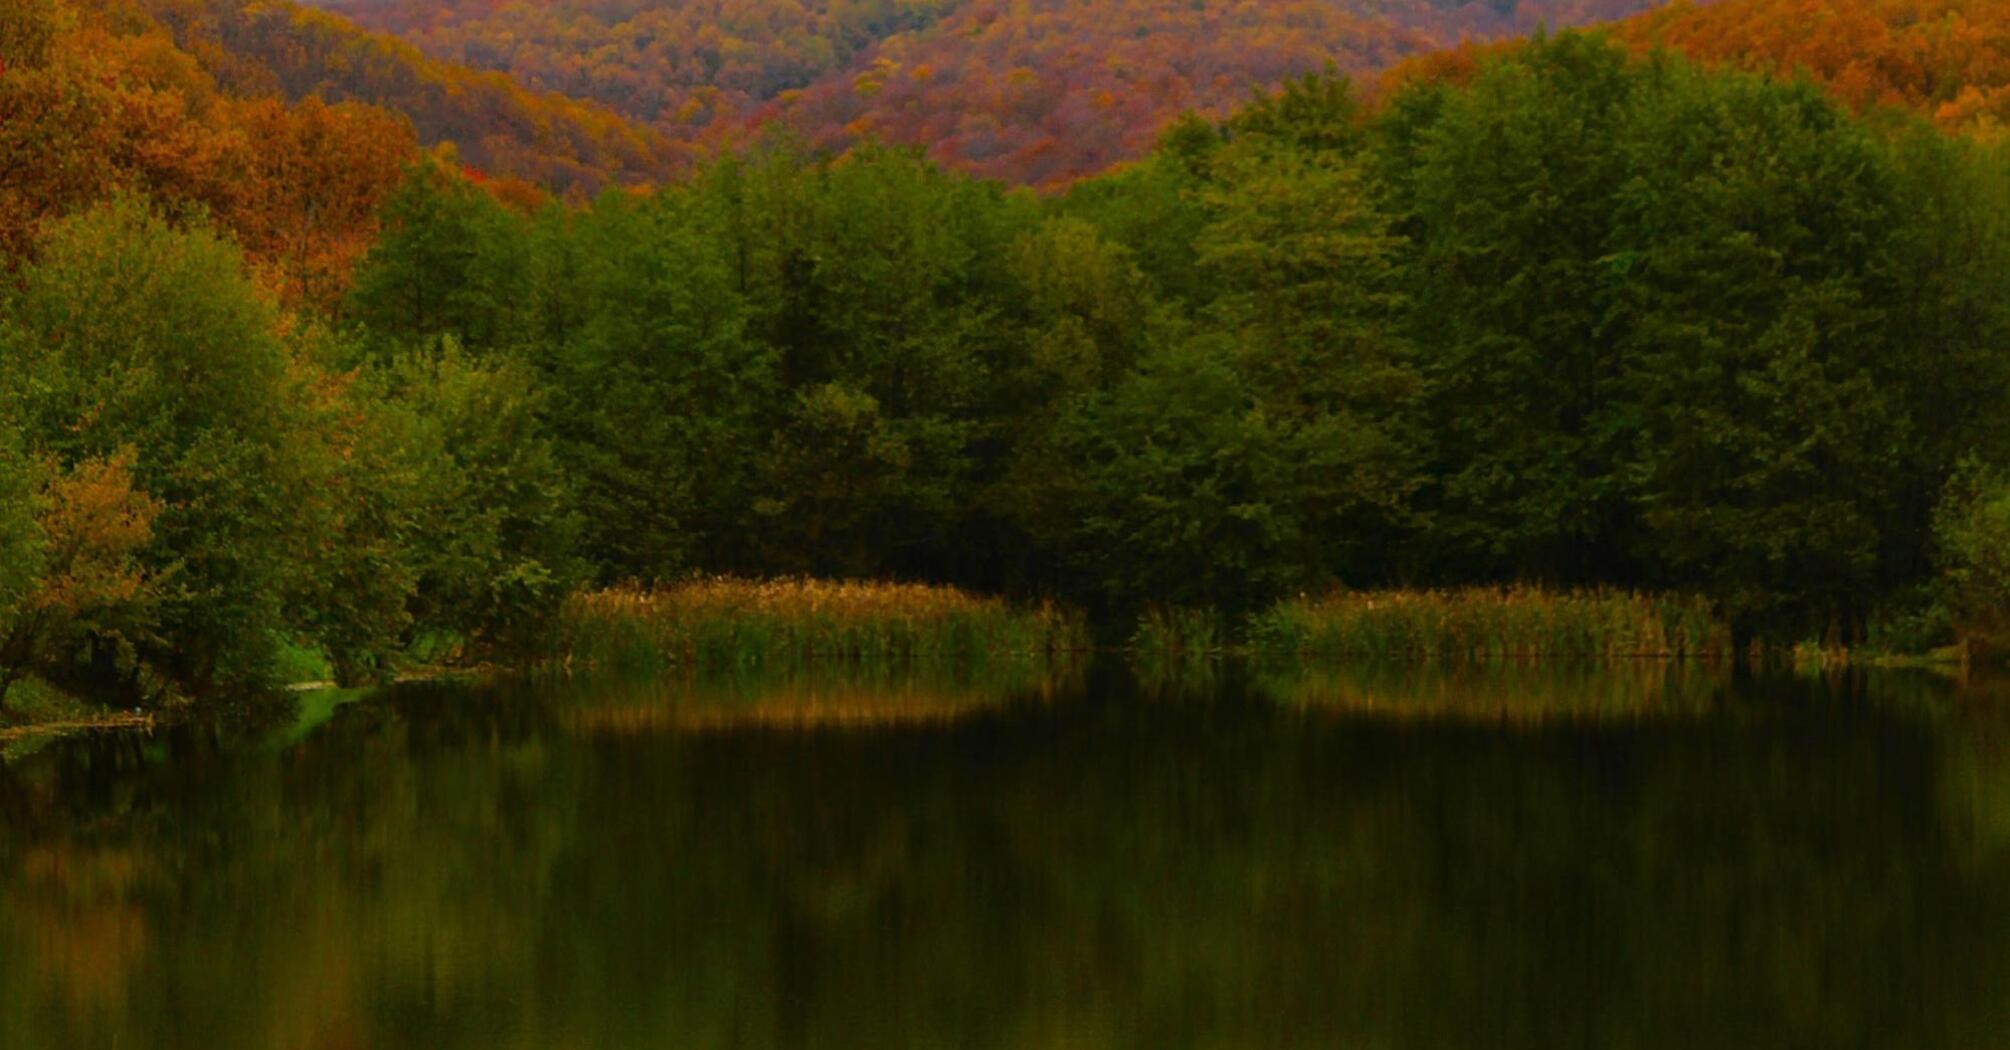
[1248,587,1732,662]
[547,577,1090,671]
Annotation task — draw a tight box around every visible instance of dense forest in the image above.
[8,0,2010,711]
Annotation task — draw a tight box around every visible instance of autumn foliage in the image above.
[16,0,2010,716]
[0,453,161,711]
[306,0,1669,187]
[0,0,419,304]
[143,0,680,190]
[321,0,962,141]
[1611,0,2010,133]
[47,0,2010,196]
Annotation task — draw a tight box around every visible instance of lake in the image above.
[3,661,2008,1048]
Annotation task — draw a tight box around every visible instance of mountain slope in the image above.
[141,0,680,189]
[1,0,415,302]
[311,0,1672,185]
[318,0,965,133]
[1611,0,2010,131]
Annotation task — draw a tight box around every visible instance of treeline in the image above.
[7,30,2010,707]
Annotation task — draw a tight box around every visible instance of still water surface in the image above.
[3,662,2010,1048]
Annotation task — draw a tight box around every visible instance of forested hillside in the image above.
[317,0,964,135]
[311,0,1668,185]
[138,0,679,189]
[0,0,417,304]
[1612,0,2010,132]
[110,0,2010,192]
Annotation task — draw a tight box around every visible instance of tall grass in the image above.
[1129,606,1227,661]
[546,577,1089,672]
[1248,587,1731,662]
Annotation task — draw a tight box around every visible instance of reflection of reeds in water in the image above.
[1257,661,1733,725]
[548,578,1089,672]
[1131,607,1228,660]
[557,659,1088,733]
[1251,588,1731,662]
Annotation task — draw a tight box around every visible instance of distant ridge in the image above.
[305,0,1674,185]
[221,0,2010,190]
[141,0,680,191]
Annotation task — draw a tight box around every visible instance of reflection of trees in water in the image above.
[0,668,2009,1048]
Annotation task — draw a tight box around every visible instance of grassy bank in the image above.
[0,677,154,754]
[545,578,1090,672]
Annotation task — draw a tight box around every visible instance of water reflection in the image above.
[2,663,2009,1048]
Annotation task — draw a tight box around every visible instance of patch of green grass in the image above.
[2,675,94,726]
[1,675,153,759]
[271,635,335,687]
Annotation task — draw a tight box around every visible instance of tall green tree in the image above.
[714,144,1030,578]
[1195,137,1424,581]
[345,150,537,355]
[0,197,317,694]
[540,189,774,579]
[1604,62,1909,632]
[1008,336,1352,619]
[1379,32,1640,583]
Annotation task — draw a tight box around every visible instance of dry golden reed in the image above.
[547,577,1089,671]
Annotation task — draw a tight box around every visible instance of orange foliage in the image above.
[0,3,242,258]
[20,452,160,623]
[143,0,680,190]
[0,0,420,303]
[0,451,162,703]
[1610,0,2010,132]
[1370,37,1526,100]
[225,97,413,306]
